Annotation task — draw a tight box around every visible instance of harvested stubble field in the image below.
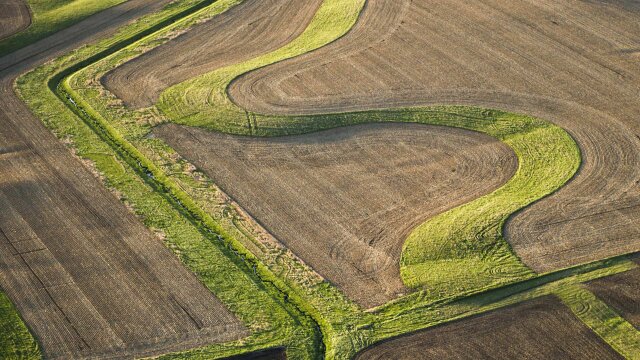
[0,0,248,358]
[0,0,30,40]
[354,296,623,360]
[154,122,517,307]
[586,267,640,329]
[229,0,640,273]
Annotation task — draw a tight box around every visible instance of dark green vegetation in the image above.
[0,290,39,359]
[7,0,640,358]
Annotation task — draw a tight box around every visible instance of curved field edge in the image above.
[156,0,580,298]
[0,0,127,56]
[0,289,39,359]
[15,1,324,359]
[14,0,639,359]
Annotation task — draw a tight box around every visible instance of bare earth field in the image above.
[102,0,323,109]
[154,122,517,307]
[229,0,640,273]
[0,1,247,358]
[354,296,622,359]
[586,267,640,329]
[0,0,30,40]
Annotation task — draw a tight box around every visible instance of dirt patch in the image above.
[355,296,622,359]
[586,267,640,329]
[154,122,517,308]
[102,0,322,109]
[0,0,30,40]
[0,0,247,358]
[229,0,640,272]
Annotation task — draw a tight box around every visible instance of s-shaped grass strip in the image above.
[157,0,580,301]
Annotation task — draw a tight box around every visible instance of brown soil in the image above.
[0,1,247,358]
[586,267,640,329]
[354,296,622,360]
[102,0,323,109]
[229,0,640,272]
[154,122,517,308]
[0,0,30,40]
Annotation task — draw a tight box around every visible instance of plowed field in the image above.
[103,0,322,108]
[354,296,622,359]
[154,122,517,307]
[229,0,640,273]
[0,0,30,40]
[0,1,247,358]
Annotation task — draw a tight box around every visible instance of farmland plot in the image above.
[0,0,30,40]
[103,0,323,109]
[354,296,622,360]
[154,122,516,307]
[229,0,640,272]
[0,0,247,358]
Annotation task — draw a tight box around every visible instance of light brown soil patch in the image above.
[354,296,622,360]
[0,0,247,358]
[102,0,322,109]
[0,0,30,40]
[229,0,640,272]
[586,267,640,329]
[154,122,517,308]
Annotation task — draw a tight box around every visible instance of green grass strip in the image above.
[0,290,39,359]
[0,0,127,56]
[157,0,580,300]
[557,285,640,359]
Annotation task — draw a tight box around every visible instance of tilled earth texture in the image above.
[0,1,247,358]
[0,0,30,40]
[586,267,640,329]
[229,0,640,273]
[154,123,517,307]
[102,0,323,109]
[354,296,623,360]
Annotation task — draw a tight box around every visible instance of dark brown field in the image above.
[229,0,640,273]
[354,296,622,360]
[0,0,30,40]
[102,0,322,108]
[154,123,516,307]
[0,1,247,358]
[223,348,286,360]
[586,267,640,329]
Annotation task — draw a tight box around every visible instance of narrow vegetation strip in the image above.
[557,285,640,359]
[0,289,39,359]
